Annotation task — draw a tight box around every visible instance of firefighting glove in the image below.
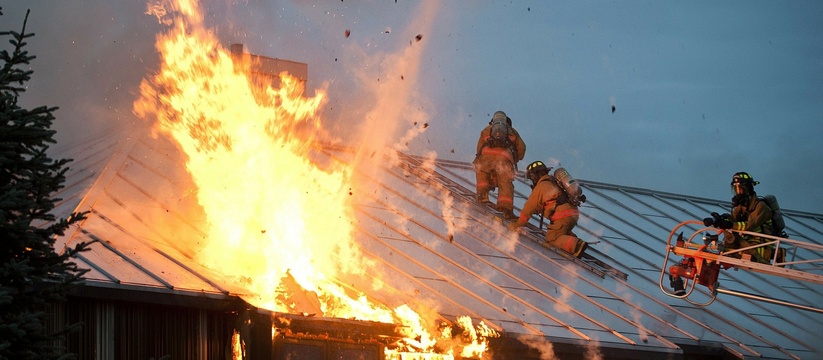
[703,212,721,227]
[714,219,732,229]
[711,212,732,230]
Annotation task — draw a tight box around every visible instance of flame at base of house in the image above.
[385,353,455,360]
[268,312,496,360]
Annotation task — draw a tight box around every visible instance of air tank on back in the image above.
[553,167,585,205]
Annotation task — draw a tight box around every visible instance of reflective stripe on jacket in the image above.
[551,208,580,221]
[479,146,515,164]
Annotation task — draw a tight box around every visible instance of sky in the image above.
[2,1,822,214]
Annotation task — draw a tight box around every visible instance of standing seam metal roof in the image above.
[52,124,823,359]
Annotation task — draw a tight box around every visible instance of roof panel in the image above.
[73,234,167,289]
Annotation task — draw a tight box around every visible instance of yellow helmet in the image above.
[731,171,758,195]
[525,161,551,189]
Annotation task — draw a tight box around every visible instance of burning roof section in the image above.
[52,124,823,359]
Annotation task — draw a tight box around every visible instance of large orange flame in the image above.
[135,2,352,314]
[135,0,495,358]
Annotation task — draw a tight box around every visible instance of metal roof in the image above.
[52,123,823,359]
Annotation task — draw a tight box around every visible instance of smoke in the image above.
[515,334,557,360]
[615,282,650,344]
[417,152,472,242]
[552,286,575,315]
[499,228,521,254]
[344,1,440,178]
[516,333,604,360]
[2,2,162,154]
[297,0,449,255]
[584,339,603,360]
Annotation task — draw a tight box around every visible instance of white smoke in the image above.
[515,334,557,360]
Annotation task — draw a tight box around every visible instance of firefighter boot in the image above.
[477,192,490,204]
[763,247,775,264]
[776,247,786,267]
[573,240,588,258]
[501,209,516,220]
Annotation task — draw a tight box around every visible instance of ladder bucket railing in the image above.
[659,220,823,313]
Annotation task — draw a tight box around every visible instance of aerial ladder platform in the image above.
[659,220,823,313]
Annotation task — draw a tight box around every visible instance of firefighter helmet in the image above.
[525,161,551,189]
[731,171,758,196]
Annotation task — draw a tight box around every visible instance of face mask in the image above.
[732,194,749,207]
[731,183,748,196]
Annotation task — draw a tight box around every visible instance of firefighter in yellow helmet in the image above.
[703,171,775,264]
[507,161,588,258]
[473,111,526,219]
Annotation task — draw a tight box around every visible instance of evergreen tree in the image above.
[0,8,90,360]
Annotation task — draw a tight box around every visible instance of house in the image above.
[46,48,823,360]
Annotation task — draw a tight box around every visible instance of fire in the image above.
[134,0,496,357]
[135,2,344,314]
[455,316,499,358]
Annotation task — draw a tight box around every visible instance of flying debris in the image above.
[344,29,351,38]
[611,105,616,113]
[415,34,423,42]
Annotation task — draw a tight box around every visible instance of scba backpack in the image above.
[553,167,587,206]
[486,118,512,149]
[761,194,787,237]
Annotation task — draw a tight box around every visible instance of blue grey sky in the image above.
[3,1,822,213]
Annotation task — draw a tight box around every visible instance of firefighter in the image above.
[507,161,588,258]
[704,171,775,264]
[473,111,526,219]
